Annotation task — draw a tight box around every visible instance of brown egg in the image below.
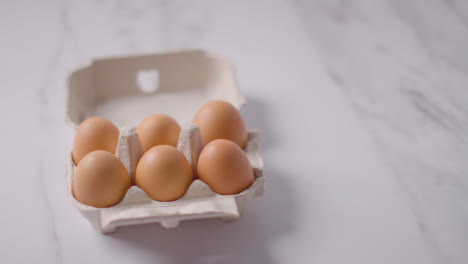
[197,139,254,195]
[193,100,248,149]
[72,117,120,165]
[135,145,193,201]
[73,150,131,208]
[136,114,181,152]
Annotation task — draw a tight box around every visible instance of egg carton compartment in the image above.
[66,123,264,233]
[66,50,265,233]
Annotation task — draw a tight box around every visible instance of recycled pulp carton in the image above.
[65,50,265,233]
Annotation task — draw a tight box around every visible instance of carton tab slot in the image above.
[136,70,160,94]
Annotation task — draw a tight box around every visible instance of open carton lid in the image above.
[66,50,246,128]
[65,50,264,233]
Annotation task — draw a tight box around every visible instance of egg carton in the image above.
[65,50,265,233]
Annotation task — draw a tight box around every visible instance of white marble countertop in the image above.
[1,0,467,263]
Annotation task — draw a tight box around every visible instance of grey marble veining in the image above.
[0,0,467,263]
[292,0,468,263]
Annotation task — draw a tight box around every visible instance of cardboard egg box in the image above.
[65,50,265,233]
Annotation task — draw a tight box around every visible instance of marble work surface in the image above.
[1,0,467,263]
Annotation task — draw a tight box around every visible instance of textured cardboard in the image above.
[65,50,265,233]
